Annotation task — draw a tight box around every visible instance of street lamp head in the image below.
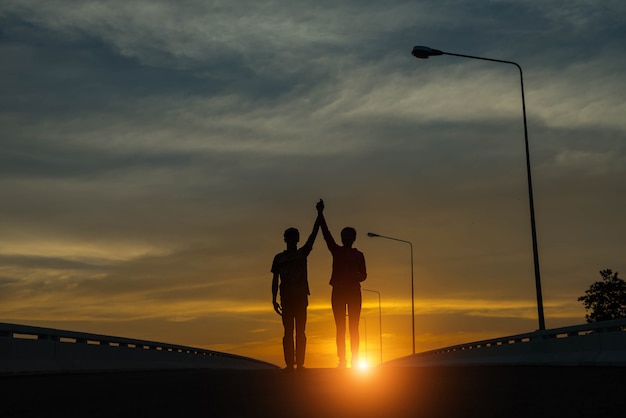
[411,45,443,59]
[367,232,380,238]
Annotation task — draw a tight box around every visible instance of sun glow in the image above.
[356,359,371,372]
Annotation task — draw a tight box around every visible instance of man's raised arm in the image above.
[302,210,320,252]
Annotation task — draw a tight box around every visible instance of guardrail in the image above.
[0,322,278,375]
[385,319,626,367]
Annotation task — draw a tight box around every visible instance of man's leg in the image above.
[294,301,307,368]
[282,302,295,368]
[331,289,347,367]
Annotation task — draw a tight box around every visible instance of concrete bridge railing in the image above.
[386,319,626,367]
[0,322,278,375]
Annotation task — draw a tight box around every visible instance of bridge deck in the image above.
[2,366,624,417]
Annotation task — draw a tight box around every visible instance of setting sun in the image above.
[357,359,370,370]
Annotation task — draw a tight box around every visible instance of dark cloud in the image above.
[0,254,105,271]
[0,19,219,112]
[0,276,20,286]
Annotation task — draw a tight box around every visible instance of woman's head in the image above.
[340,227,356,247]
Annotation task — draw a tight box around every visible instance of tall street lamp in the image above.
[362,288,383,365]
[367,232,415,355]
[411,45,546,331]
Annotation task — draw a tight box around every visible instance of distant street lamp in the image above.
[361,316,367,364]
[362,288,383,365]
[367,232,415,355]
[411,45,546,331]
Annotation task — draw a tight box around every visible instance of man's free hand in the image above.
[273,301,283,316]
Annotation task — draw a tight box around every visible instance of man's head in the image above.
[341,227,356,247]
[284,227,300,245]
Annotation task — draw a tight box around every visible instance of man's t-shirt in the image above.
[271,246,312,301]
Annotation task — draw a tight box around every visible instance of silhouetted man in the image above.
[271,212,320,371]
[316,199,367,368]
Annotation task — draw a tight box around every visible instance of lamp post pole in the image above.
[411,45,545,331]
[362,288,383,364]
[362,316,367,364]
[367,232,415,355]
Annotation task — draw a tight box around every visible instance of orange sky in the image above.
[1,1,625,368]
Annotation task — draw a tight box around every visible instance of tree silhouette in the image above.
[578,269,626,323]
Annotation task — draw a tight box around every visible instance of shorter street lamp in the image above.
[367,232,415,355]
[362,316,368,365]
[362,288,383,365]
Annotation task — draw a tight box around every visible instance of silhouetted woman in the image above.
[316,199,367,368]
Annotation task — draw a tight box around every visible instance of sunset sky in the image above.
[1,0,625,368]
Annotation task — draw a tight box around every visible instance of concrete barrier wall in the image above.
[386,319,626,367]
[0,322,278,374]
